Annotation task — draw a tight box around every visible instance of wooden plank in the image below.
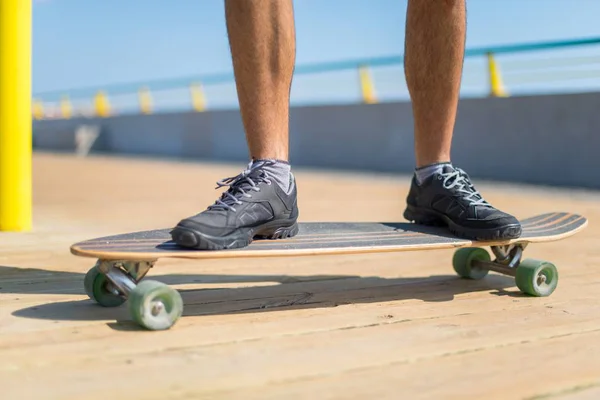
[208,331,600,400]
[2,299,600,399]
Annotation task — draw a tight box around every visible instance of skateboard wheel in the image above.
[128,280,183,331]
[452,248,490,280]
[84,265,127,307]
[515,259,558,297]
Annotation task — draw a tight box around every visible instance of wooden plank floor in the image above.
[2,153,599,399]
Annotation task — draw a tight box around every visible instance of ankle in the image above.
[252,159,292,192]
[415,162,453,184]
[415,157,451,169]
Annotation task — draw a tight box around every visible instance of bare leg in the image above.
[171,1,299,250]
[402,0,521,241]
[404,0,466,168]
[225,0,296,161]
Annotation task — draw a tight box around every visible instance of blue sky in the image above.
[32,0,600,111]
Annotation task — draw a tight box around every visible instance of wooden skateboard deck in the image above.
[71,212,586,260]
[71,212,587,331]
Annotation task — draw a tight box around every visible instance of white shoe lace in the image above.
[208,160,274,212]
[440,168,491,207]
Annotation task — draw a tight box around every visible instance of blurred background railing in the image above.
[32,36,600,119]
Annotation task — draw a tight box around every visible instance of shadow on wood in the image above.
[5,265,519,331]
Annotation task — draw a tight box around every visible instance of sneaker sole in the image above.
[171,220,299,250]
[403,205,522,241]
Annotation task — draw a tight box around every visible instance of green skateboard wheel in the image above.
[515,259,558,297]
[84,265,126,307]
[128,280,183,330]
[452,247,490,280]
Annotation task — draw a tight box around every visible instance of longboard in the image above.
[71,212,587,331]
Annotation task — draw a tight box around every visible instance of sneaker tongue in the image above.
[440,164,455,174]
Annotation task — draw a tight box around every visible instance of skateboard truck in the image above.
[97,260,154,285]
[491,244,524,268]
[475,244,525,276]
[452,243,558,297]
[84,259,183,331]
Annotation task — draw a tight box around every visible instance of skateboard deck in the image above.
[71,212,587,331]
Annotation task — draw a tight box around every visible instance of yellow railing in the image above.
[30,36,600,120]
[486,52,508,98]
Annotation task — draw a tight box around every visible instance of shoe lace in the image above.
[208,160,274,212]
[440,168,491,207]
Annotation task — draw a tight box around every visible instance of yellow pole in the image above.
[94,90,110,117]
[487,52,508,97]
[358,65,377,104]
[190,82,206,112]
[138,87,153,114]
[60,95,72,119]
[0,0,32,231]
[32,99,44,120]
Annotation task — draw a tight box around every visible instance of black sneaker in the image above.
[171,161,299,250]
[403,165,522,241]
